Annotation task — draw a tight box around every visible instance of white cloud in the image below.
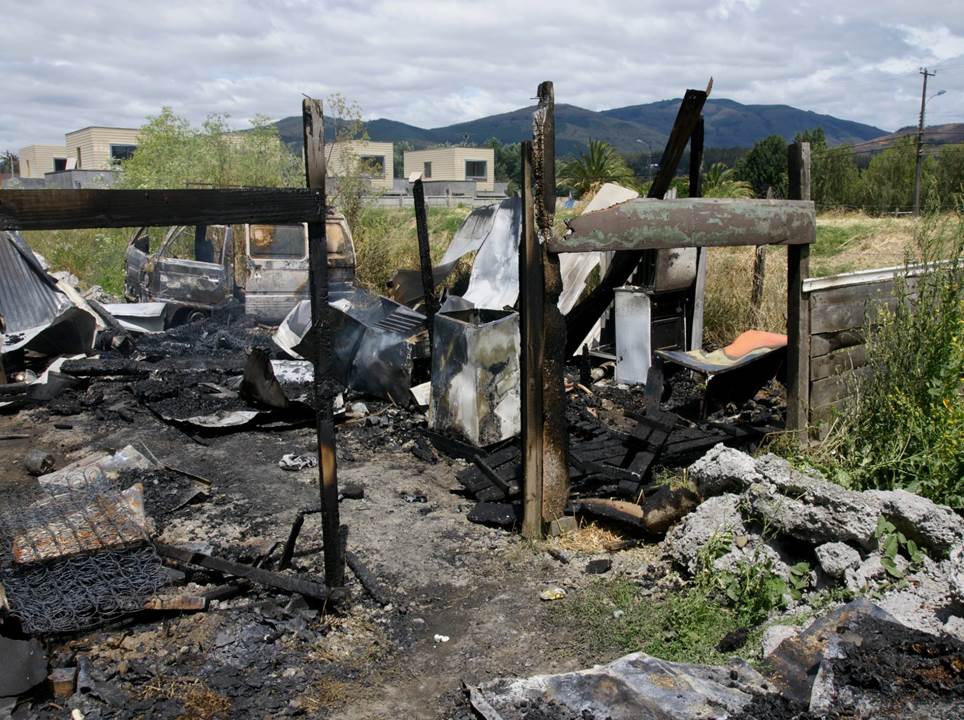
[1,0,962,150]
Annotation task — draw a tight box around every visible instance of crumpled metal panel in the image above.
[273,288,427,406]
[0,231,69,334]
[0,231,97,356]
[429,309,520,447]
[388,197,521,310]
[469,652,768,720]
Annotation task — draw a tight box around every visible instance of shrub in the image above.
[826,214,964,506]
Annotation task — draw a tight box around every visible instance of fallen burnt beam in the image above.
[155,543,342,604]
[0,188,325,230]
[553,199,816,253]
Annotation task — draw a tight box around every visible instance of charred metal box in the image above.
[429,309,521,447]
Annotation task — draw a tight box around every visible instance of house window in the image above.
[110,144,137,162]
[424,161,432,179]
[465,160,487,180]
[53,158,67,172]
[359,154,385,178]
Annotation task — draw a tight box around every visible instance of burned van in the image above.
[124,214,356,324]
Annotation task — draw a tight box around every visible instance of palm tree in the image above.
[702,162,754,198]
[559,139,636,197]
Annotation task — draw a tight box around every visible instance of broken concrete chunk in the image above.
[665,494,745,575]
[865,489,964,557]
[815,542,862,580]
[687,443,761,498]
[748,456,880,549]
[278,454,317,471]
[713,540,791,581]
[24,448,55,476]
[548,516,578,537]
[761,625,799,659]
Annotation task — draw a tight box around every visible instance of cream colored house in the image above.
[326,140,393,190]
[18,144,68,178]
[65,127,140,170]
[403,147,495,192]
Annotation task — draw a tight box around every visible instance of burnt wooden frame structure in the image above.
[519,81,815,538]
[0,99,345,590]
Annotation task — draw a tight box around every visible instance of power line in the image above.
[914,68,938,215]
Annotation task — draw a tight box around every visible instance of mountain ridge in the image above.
[273,97,889,155]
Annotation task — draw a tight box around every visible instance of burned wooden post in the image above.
[302,98,345,588]
[412,177,439,344]
[519,141,543,539]
[785,141,812,441]
[687,117,707,350]
[532,81,570,524]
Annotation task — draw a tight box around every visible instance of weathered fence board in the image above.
[0,189,325,230]
[810,366,872,409]
[810,345,867,382]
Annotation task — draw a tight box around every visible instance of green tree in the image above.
[795,128,861,209]
[487,137,522,194]
[701,162,754,198]
[735,135,788,197]
[118,107,301,189]
[558,139,636,197]
[860,137,938,215]
[937,144,964,211]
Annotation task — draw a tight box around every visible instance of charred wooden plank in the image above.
[786,142,812,439]
[0,189,324,230]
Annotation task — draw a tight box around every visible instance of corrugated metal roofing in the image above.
[0,231,70,334]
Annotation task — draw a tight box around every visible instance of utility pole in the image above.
[913,67,936,216]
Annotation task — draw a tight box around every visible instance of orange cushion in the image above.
[722,330,788,360]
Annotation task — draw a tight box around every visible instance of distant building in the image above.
[18,144,68,178]
[326,140,394,190]
[65,126,140,170]
[403,147,495,192]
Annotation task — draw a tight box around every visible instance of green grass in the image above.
[548,576,763,666]
[23,227,132,297]
[812,222,873,258]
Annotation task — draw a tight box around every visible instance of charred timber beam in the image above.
[412,178,439,346]
[156,543,342,604]
[532,81,570,525]
[0,189,324,230]
[302,98,345,589]
[552,199,816,253]
[563,88,708,357]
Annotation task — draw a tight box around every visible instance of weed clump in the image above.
[819,214,963,507]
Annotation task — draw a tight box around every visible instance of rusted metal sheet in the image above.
[554,199,816,253]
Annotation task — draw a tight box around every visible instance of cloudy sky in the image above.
[3,0,963,150]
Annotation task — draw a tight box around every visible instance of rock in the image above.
[585,558,612,574]
[641,485,699,534]
[548,516,578,537]
[665,494,745,575]
[748,455,880,549]
[345,402,369,419]
[761,625,799,658]
[713,540,791,581]
[865,489,964,557]
[949,544,964,603]
[340,482,365,500]
[687,444,762,498]
[814,542,861,579]
[24,448,55,476]
[876,557,962,639]
[843,553,908,593]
